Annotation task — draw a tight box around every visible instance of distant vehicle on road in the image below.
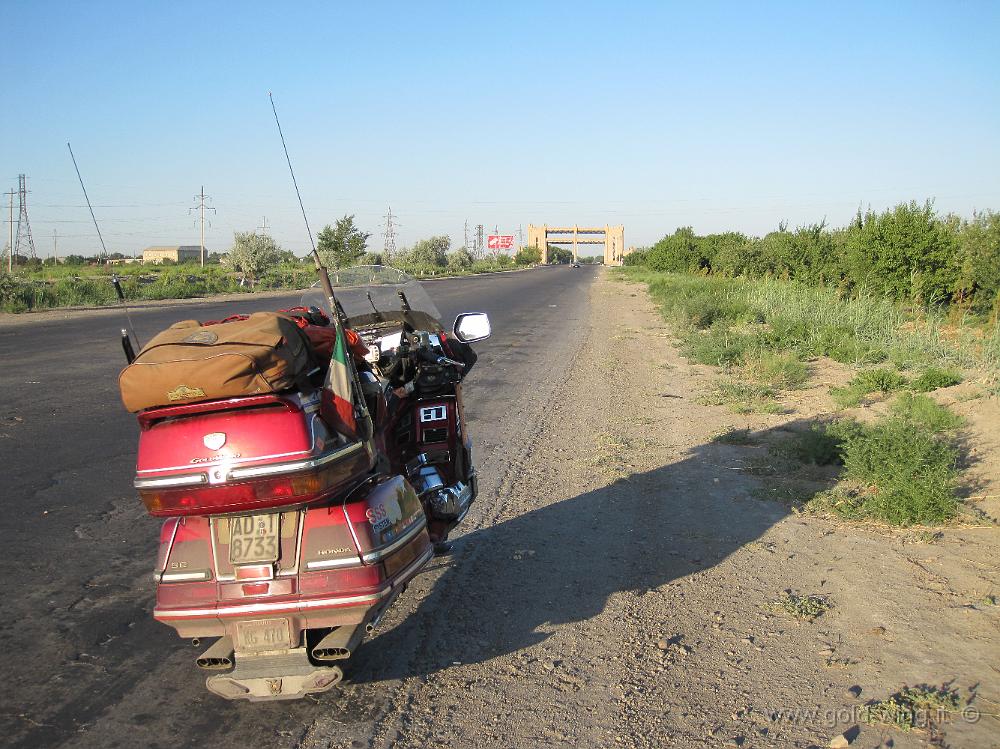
[571,263,581,268]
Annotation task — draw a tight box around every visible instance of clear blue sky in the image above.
[3,1,998,257]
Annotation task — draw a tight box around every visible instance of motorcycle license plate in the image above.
[235,619,291,653]
[229,514,280,565]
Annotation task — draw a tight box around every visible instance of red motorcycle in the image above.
[121,266,489,701]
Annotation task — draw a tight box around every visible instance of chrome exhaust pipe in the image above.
[311,626,364,661]
[196,636,234,671]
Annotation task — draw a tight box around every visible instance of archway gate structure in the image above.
[526,224,626,265]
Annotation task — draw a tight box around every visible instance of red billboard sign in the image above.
[487,234,515,250]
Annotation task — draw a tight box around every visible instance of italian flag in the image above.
[324,321,359,439]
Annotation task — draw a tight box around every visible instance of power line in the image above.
[190,186,216,267]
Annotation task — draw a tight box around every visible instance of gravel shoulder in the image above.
[300,271,998,748]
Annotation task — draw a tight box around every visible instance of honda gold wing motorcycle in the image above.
[118,265,490,701]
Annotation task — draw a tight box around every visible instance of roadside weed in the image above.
[741,351,809,389]
[830,368,908,408]
[775,402,964,525]
[911,367,963,392]
[701,379,782,414]
[890,393,966,433]
[861,684,963,732]
[773,591,830,621]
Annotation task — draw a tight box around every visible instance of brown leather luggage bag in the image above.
[118,312,313,412]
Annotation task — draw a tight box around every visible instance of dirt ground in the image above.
[300,272,999,749]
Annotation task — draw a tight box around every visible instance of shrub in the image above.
[630,202,1000,312]
[743,351,809,389]
[683,326,755,367]
[862,685,963,731]
[514,245,541,265]
[890,392,966,433]
[910,367,962,392]
[840,418,959,525]
[446,248,474,270]
[845,200,958,304]
[831,368,908,408]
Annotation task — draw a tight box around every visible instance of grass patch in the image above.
[772,591,830,621]
[861,684,963,732]
[890,392,966,433]
[777,399,964,525]
[701,379,783,414]
[830,367,908,408]
[837,419,958,525]
[620,269,998,372]
[741,351,809,389]
[683,325,754,367]
[911,366,963,392]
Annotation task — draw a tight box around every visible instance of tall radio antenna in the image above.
[67,142,140,353]
[268,91,373,440]
[67,144,110,260]
[269,92,318,256]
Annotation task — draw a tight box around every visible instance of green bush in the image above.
[910,367,962,392]
[791,409,961,526]
[514,245,542,265]
[845,200,957,305]
[630,202,1000,312]
[840,418,959,525]
[743,351,809,389]
[683,326,755,367]
[831,368,909,408]
[890,392,966,433]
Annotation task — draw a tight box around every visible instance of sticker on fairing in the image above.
[420,406,446,422]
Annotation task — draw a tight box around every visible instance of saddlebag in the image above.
[119,312,314,412]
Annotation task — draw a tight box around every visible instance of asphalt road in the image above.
[0,265,598,748]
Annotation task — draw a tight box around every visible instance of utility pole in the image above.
[464,220,469,251]
[5,188,14,272]
[257,216,270,235]
[190,186,216,267]
[475,224,484,258]
[53,229,58,264]
[382,206,397,260]
[14,174,37,262]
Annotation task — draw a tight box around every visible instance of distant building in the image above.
[142,245,204,264]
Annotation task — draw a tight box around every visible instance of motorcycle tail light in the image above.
[299,564,385,595]
[139,463,346,517]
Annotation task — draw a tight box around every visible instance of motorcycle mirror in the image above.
[452,312,491,343]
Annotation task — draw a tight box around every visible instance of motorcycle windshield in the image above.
[300,265,443,328]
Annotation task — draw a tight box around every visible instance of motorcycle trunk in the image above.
[135,391,433,701]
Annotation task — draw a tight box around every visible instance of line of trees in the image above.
[625,201,1000,315]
